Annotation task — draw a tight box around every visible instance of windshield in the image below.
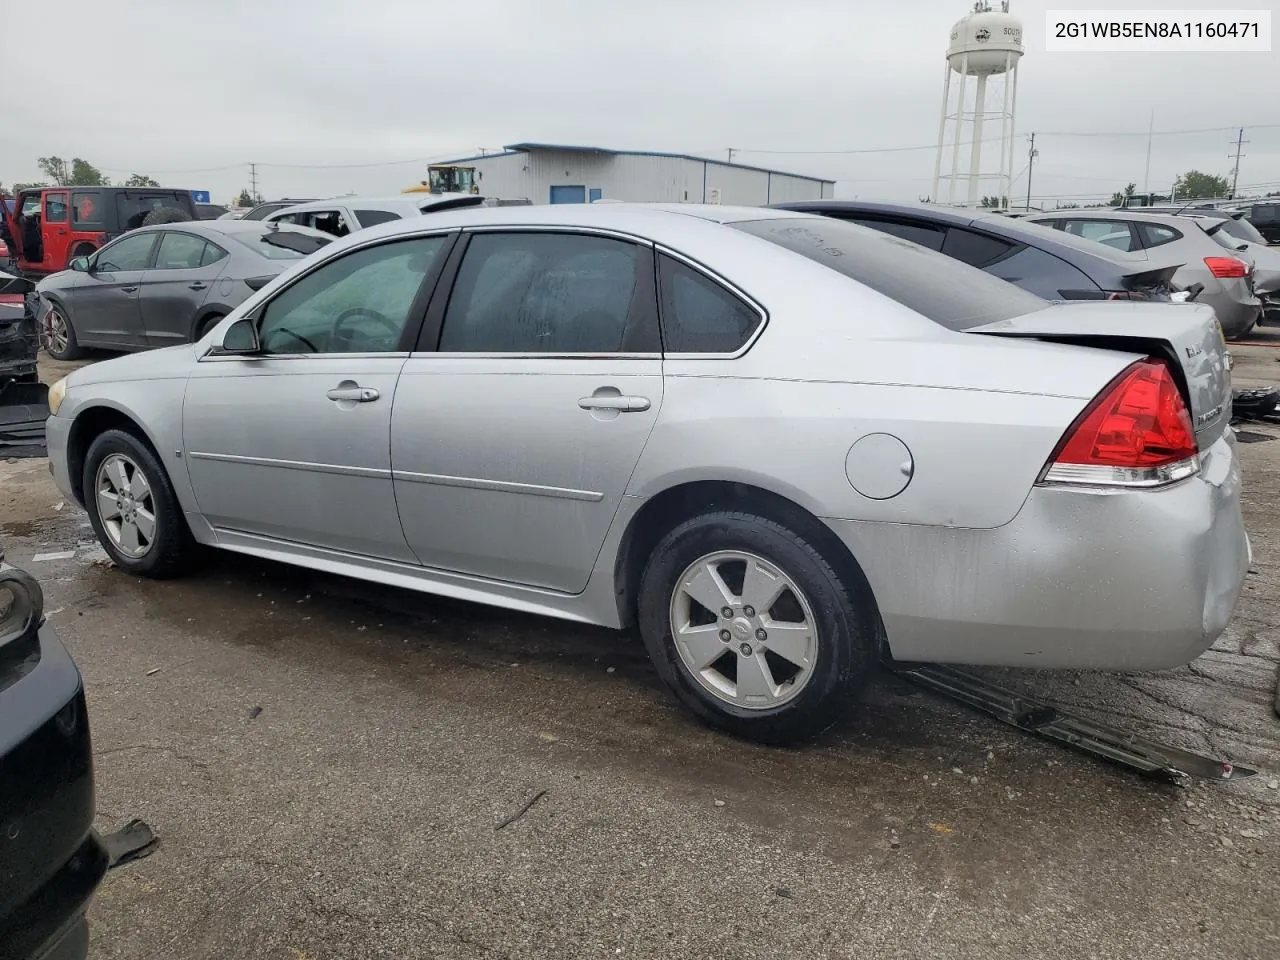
[730,217,1048,331]
[230,228,332,259]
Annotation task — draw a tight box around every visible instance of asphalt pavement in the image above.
[3,339,1279,960]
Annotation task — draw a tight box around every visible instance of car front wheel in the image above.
[41,302,84,360]
[637,510,879,745]
[83,429,195,577]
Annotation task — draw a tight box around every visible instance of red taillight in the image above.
[1204,256,1249,279]
[1041,359,1200,487]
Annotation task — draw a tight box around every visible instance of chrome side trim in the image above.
[391,469,603,502]
[187,451,391,479]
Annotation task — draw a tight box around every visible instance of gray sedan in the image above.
[35,220,332,360]
[42,204,1248,743]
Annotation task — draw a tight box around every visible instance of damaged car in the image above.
[0,269,46,456]
[42,205,1248,744]
[0,550,108,959]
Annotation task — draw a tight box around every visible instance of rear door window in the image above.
[71,192,104,228]
[438,232,655,353]
[154,232,211,269]
[1058,219,1138,252]
[354,209,402,228]
[658,255,761,354]
[1137,223,1182,248]
[731,217,1047,330]
[846,217,945,251]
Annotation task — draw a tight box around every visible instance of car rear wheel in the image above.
[41,303,84,360]
[637,510,878,745]
[83,429,195,578]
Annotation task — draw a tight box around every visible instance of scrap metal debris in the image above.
[102,818,159,868]
[1231,387,1280,424]
[494,789,548,831]
[895,663,1257,782]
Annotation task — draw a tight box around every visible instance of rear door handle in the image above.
[578,395,651,412]
[326,385,380,403]
[121,286,138,294]
[189,282,207,291]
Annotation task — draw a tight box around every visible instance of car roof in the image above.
[119,219,333,242]
[768,199,1152,269]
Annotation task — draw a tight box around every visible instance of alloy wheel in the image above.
[669,550,819,709]
[95,454,158,559]
[42,307,70,356]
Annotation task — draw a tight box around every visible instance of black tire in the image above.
[141,207,192,227]
[637,510,879,745]
[194,313,223,341]
[83,429,196,578]
[42,300,85,361]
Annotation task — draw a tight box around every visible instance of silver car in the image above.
[43,205,1249,743]
[1030,209,1262,339]
[35,220,333,360]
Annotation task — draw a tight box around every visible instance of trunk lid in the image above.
[968,301,1231,448]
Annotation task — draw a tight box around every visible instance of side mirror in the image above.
[69,256,90,272]
[213,317,261,355]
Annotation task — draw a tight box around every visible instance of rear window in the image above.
[1249,204,1278,225]
[228,229,332,260]
[116,192,195,231]
[730,217,1047,331]
[1219,217,1266,244]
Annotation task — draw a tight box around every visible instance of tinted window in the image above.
[1058,219,1136,252]
[1219,218,1266,244]
[45,193,68,223]
[942,227,1016,267]
[1138,223,1182,248]
[355,209,402,228]
[1250,204,1278,225]
[116,193,193,231]
[848,217,945,251]
[96,233,156,272]
[984,245,1097,301]
[200,242,229,267]
[229,229,329,260]
[242,203,290,221]
[72,192,103,226]
[258,236,446,354]
[732,217,1047,330]
[658,255,760,353]
[440,233,650,353]
[301,210,350,237]
[154,232,209,269]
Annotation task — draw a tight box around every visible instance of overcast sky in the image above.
[5,0,1277,206]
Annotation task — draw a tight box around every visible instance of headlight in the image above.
[0,569,44,647]
[47,377,67,416]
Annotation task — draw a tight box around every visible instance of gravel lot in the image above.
[4,336,1280,960]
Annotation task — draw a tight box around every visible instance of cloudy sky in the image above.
[5,0,1277,206]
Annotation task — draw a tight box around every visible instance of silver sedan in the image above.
[43,204,1249,743]
[34,220,332,360]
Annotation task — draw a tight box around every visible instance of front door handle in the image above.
[189,281,207,290]
[326,385,380,403]
[120,286,138,294]
[578,395,651,413]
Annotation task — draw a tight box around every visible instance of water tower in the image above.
[931,2,1023,207]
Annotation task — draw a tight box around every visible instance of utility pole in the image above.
[1024,132,1037,211]
[1142,108,1154,195]
[1228,128,1247,199]
[249,162,259,203]
[727,148,735,164]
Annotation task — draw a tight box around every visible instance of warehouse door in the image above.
[549,185,587,204]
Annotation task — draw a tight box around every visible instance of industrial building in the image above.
[435,143,836,206]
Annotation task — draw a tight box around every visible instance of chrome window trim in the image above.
[653,243,768,360]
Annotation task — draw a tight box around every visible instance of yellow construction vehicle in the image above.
[403,164,480,195]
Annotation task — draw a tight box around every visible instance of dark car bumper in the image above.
[0,622,105,960]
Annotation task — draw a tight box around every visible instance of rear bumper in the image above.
[0,625,104,960]
[828,433,1249,671]
[1209,291,1263,339]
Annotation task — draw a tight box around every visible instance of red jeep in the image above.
[0,186,196,276]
